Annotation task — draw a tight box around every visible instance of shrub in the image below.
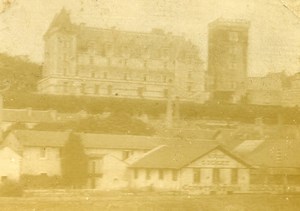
[0,180,23,197]
[20,174,63,189]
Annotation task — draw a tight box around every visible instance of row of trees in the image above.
[0,53,41,92]
[4,91,300,124]
[32,112,155,135]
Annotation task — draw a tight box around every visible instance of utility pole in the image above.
[165,79,174,129]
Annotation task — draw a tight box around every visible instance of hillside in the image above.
[0,53,42,92]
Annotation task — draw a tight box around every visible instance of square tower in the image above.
[207,19,250,103]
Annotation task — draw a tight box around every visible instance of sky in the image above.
[0,0,300,76]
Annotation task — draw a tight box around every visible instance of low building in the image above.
[245,72,285,106]
[233,138,300,192]
[1,130,162,190]
[129,142,251,193]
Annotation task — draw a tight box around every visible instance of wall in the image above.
[98,155,129,190]
[0,147,21,182]
[129,168,180,191]
[21,147,61,176]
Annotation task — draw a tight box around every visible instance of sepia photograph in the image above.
[1,0,300,210]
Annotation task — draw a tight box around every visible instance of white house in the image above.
[129,142,251,193]
[1,130,162,190]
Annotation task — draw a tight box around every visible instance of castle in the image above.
[38,8,207,102]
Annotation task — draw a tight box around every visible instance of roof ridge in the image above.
[130,145,166,166]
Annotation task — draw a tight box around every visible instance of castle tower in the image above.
[207,19,250,103]
[38,8,77,94]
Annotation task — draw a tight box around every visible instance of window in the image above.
[164,89,169,98]
[80,83,86,94]
[137,87,144,98]
[143,75,147,81]
[193,169,201,184]
[231,168,238,184]
[187,85,192,92]
[213,168,220,184]
[107,58,111,66]
[89,56,94,65]
[164,62,168,70]
[100,47,106,57]
[122,151,131,160]
[95,85,100,94]
[105,43,112,55]
[188,72,192,79]
[124,74,128,80]
[40,148,47,158]
[163,75,168,83]
[146,169,151,180]
[158,169,164,180]
[172,170,178,181]
[63,82,68,92]
[144,60,148,69]
[103,72,107,79]
[162,48,169,58]
[63,67,67,76]
[134,169,139,179]
[107,85,112,95]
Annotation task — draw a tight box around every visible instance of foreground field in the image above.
[0,194,300,211]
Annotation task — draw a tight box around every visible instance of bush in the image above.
[20,174,63,189]
[0,180,23,197]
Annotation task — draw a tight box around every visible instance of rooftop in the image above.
[7,130,163,150]
[130,141,250,169]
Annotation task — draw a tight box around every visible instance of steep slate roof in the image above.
[45,9,200,62]
[130,141,250,169]
[9,130,162,150]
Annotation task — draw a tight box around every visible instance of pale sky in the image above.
[0,0,300,76]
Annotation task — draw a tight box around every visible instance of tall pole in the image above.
[165,79,173,129]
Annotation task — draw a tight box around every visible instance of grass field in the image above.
[0,194,300,211]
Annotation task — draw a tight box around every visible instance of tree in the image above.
[60,133,88,188]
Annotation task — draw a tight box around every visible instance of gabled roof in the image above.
[8,130,162,150]
[130,142,251,169]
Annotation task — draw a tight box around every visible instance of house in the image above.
[233,139,300,191]
[1,130,163,190]
[129,141,251,193]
